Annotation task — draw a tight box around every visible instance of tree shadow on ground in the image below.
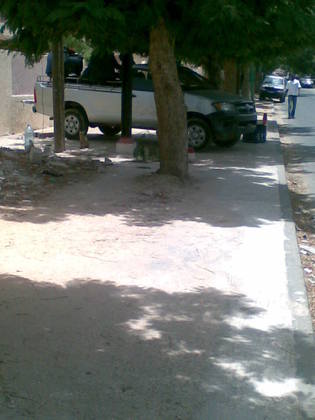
[286,188,315,234]
[279,140,315,234]
[280,125,315,138]
[280,138,315,173]
[0,141,291,229]
[0,274,314,419]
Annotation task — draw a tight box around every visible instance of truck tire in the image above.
[65,108,88,140]
[98,125,121,136]
[187,117,212,150]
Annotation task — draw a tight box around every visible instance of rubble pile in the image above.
[0,147,112,205]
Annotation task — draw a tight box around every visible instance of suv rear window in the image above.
[264,76,284,86]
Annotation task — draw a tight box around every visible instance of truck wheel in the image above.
[187,117,212,150]
[98,125,121,136]
[65,108,88,140]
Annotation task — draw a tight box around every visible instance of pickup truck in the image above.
[33,64,257,150]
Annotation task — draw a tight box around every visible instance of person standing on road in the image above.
[287,74,301,119]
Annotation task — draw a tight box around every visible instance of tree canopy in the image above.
[1,0,314,71]
[1,0,314,177]
[175,0,315,67]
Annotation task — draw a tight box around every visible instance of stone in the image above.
[42,168,63,177]
[49,159,69,168]
[29,145,48,164]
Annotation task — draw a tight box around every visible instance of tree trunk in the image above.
[249,64,256,100]
[223,59,238,94]
[149,20,188,179]
[52,38,65,153]
[255,66,264,94]
[201,54,223,89]
[240,64,251,99]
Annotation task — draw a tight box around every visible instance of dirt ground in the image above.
[0,137,210,418]
[0,126,314,418]
[0,129,312,420]
[280,140,315,331]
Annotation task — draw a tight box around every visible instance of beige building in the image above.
[0,31,51,136]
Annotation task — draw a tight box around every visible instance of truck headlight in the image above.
[213,102,236,112]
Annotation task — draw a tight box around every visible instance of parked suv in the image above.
[259,75,287,102]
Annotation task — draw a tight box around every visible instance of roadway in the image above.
[278,87,315,222]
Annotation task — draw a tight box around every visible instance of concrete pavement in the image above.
[0,112,315,419]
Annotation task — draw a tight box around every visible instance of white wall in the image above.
[0,50,13,134]
[11,53,46,95]
[0,50,52,135]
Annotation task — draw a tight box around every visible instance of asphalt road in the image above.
[278,88,315,221]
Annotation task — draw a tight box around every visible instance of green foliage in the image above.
[0,0,129,60]
[176,0,315,66]
[63,35,92,61]
[281,47,315,75]
[1,0,314,71]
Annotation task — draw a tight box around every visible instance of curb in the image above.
[272,106,315,418]
[270,109,314,340]
[277,137,314,337]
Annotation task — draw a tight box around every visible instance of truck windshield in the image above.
[133,65,210,90]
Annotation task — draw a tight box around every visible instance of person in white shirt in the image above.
[287,75,301,119]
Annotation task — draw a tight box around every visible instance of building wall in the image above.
[11,53,46,95]
[0,50,13,134]
[0,50,51,136]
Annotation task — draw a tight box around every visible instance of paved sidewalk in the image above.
[0,116,314,419]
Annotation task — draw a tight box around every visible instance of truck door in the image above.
[132,74,157,129]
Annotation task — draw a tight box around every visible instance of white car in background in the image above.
[259,75,287,102]
[300,76,313,88]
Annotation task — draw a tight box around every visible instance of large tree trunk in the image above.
[240,64,251,99]
[149,20,188,179]
[201,54,223,89]
[223,59,238,94]
[249,64,256,100]
[52,38,65,153]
